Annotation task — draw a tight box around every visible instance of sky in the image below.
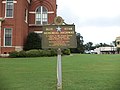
[57,0,120,45]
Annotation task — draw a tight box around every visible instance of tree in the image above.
[85,42,93,51]
[112,41,116,47]
[23,32,42,51]
[70,33,85,53]
[94,43,111,48]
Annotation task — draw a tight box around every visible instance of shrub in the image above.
[26,49,40,57]
[9,51,19,58]
[38,50,44,57]
[43,50,51,57]
[18,51,26,57]
[9,49,70,58]
[23,32,41,51]
[62,49,71,55]
[50,49,57,56]
[38,49,57,57]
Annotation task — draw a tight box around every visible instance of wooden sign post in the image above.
[42,16,77,90]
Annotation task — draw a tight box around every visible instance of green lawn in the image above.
[0,54,120,90]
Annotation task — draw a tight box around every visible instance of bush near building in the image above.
[23,32,42,51]
[9,49,70,58]
[62,49,71,55]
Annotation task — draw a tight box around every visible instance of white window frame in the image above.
[5,0,14,18]
[4,28,12,47]
[25,9,28,23]
[35,6,48,25]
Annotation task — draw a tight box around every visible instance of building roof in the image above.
[94,47,117,52]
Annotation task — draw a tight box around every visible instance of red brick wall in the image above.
[1,0,29,54]
[1,47,15,54]
[29,0,57,25]
[14,0,29,46]
[0,0,2,17]
[0,0,57,54]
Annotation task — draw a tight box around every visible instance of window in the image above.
[4,28,12,46]
[5,0,14,18]
[117,42,120,45]
[25,9,28,23]
[36,6,48,25]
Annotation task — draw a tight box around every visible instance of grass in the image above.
[0,54,120,90]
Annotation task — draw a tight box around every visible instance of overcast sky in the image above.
[57,0,120,45]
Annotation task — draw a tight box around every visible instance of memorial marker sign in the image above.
[42,16,77,90]
[42,25,77,48]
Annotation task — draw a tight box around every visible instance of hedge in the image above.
[62,49,71,55]
[9,49,70,58]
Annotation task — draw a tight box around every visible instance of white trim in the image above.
[13,1,17,3]
[0,22,1,27]
[2,1,6,3]
[15,46,23,51]
[2,1,17,3]
[29,11,36,14]
[0,54,9,57]
[3,46,13,47]
[35,6,48,25]
[29,24,44,26]
[4,29,5,47]
[0,22,1,55]
[5,17,14,19]
[25,9,28,23]
[0,17,5,21]
[48,11,54,14]
[40,6,43,24]
[29,11,54,14]
[0,46,21,48]
[34,31,43,33]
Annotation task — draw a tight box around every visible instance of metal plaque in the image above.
[42,25,77,49]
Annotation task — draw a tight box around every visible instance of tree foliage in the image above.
[70,33,85,53]
[23,32,41,51]
[94,43,112,48]
[85,42,93,51]
[112,41,117,46]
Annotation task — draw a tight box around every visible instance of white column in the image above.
[0,21,2,55]
[0,21,1,30]
[0,18,4,55]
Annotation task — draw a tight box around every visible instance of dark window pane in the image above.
[5,28,12,46]
[6,1,13,17]
[36,6,48,25]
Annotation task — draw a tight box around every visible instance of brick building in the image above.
[0,0,57,55]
